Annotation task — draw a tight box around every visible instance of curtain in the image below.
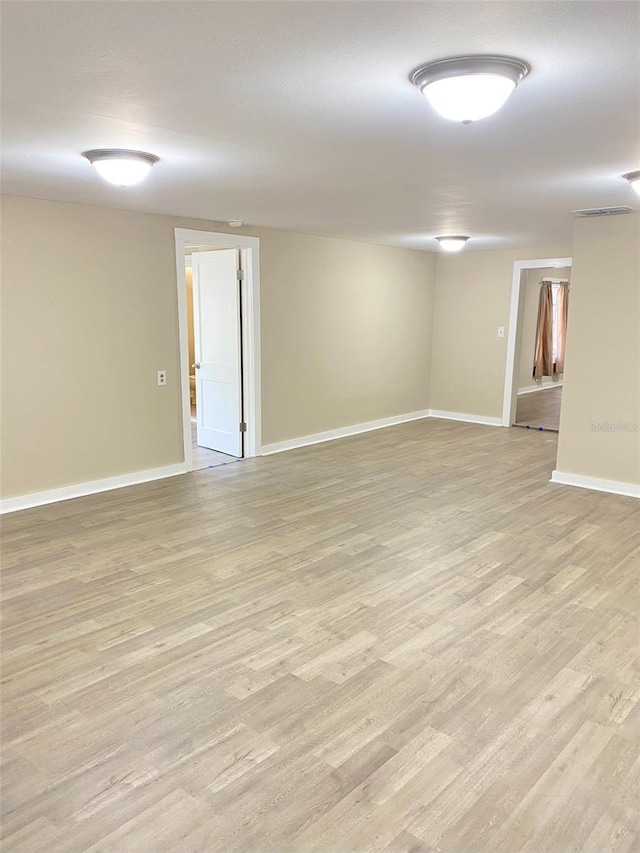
[532,281,570,382]
[533,281,554,383]
[555,282,569,374]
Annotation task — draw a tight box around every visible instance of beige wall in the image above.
[517,267,571,392]
[556,214,639,485]
[259,229,435,441]
[429,246,571,418]
[0,195,435,499]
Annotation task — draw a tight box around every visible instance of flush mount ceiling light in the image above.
[623,171,640,196]
[82,149,159,186]
[436,236,469,252]
[411,55,530,123]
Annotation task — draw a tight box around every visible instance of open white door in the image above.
[192,249,243,457]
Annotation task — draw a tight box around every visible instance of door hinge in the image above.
[240,422,247,432]
[237,269,245,281]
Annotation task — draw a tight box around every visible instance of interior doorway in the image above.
[175,229,261,472]
[502,257,572,431]
[513,271,570,432]
[187,248,242,468]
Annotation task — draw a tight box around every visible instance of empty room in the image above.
[1,2,638,852]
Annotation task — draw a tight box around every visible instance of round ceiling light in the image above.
[82,149,159,186]
[411,55,530,123]
[436,236,469,252]
[623,171,640,196]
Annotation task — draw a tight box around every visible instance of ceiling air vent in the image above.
[573,206,633,217]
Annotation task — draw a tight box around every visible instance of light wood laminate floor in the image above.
[515,386,563,432]
[1,419,638,852]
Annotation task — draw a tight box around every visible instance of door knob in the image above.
[192,362,201,369]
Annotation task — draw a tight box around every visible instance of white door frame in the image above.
[175,228,261,468]
[501,256,572,427]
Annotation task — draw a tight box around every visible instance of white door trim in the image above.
[175,228,261,467]
[501,257,572,427]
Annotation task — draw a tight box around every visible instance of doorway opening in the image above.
[175,229,261,472]
[502,257,572,433]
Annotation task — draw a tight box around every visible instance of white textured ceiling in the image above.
[1,1,638,250]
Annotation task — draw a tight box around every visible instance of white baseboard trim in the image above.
[518,381,563,396]
[428,409,503,427]
[261,410,431,455]
[550,470,639,499]
[1,409,512,512]
[0,463,188,515]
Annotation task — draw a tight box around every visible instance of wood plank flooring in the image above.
[1,418,638,852]
[515,386,563,432]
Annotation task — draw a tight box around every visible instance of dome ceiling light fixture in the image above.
[622,171,640,196]
[436,236,470,252]
[411,55,530,123]
[82,149,159,186]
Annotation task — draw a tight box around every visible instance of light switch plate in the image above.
[497,327,505,338]
[157,370,167,386]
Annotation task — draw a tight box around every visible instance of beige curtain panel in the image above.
[533,280,569,383]
[533,281,554,383]
[555,282,569,374]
